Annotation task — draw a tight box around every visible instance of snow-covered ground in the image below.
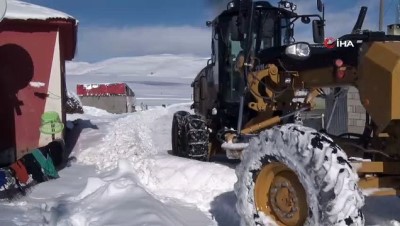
[0,104,239,226]
[0,55,399,225]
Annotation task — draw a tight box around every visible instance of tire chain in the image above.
[173,111,190,157]
[185,115,209,160]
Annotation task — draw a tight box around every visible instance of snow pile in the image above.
[131,155,237,212]
[54,160,213,226]
[5,0,76,21]
[0,161,213,226]
[82,106,111,117]
[72,104,238,214]
[71,103,192,164]
[75,111,157,171]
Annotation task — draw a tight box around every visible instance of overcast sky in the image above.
[23,0,397,62]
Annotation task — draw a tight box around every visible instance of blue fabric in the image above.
[0,170,7,187]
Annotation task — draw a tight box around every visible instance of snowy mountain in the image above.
[66,54,209,106]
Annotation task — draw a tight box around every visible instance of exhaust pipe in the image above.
[352,6,368,34]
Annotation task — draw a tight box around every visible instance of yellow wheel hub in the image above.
[254,162,308,226]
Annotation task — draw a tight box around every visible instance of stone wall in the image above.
[80,96,134,114]
[347,86,366,134]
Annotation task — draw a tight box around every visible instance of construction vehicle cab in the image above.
[191,1,326,131]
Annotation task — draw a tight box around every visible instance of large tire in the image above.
[171,111,190,157]
[235,124,365,226]
[182,114,210,161]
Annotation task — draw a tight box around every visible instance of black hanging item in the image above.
[39,140,64,168]
[20,153,47,183]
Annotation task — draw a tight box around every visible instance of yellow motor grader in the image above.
[171,0,400,225]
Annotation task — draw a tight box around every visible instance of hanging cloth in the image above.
[9,160,29,184]
[31,149,59,179]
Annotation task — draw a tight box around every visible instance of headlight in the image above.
[228,1,235,9]
[285,42,311,59]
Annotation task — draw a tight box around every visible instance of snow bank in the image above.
[75,109,157,171]
[71,103,192,164]
[131,155,237,212]
[72,103,237,214]
[54,160,212,226]
[0,161,213,226]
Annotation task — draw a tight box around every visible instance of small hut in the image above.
[76,83,136,114]
[0,0,77,166]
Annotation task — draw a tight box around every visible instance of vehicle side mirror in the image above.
[312,20,325,43]
[317,0,323,12]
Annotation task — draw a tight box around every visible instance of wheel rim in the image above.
[254,162,308,226]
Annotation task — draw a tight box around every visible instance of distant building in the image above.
[0,0,77,166]
[76,83,136,114]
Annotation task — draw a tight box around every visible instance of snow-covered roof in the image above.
[4,0,76,23]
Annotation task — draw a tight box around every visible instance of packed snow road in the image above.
[0,103,399,226]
